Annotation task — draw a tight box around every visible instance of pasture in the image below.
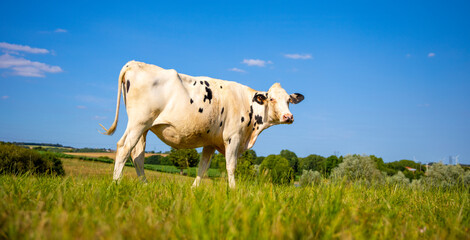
[0,158,469,239]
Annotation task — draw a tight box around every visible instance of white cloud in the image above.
[242,59,272,67]
[0,54,62,77]
[0,42,49,54]
[94,115,107,120]
[428,52,435,58]
[1,96,9,100]
[284,53,312,60]
[228,67,246,73]
[54,28,67,33]
[76,105,87,109]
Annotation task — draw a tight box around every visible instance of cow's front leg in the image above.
[192,146,215,188]
[225,136,241,189]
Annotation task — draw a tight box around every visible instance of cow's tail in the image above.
[99,64,129,135]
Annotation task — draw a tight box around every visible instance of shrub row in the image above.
[299,154,470,189]
[0,142,64,176]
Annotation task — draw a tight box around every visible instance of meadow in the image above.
[0,157,469,239]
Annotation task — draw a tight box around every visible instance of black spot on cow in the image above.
[200,81,203,85]
[126,65,129,68]
[203,87,213,104]
[126,80,130,93]
[221,107,224,114]
[198,108,203,113]
[220,122,223,127]
[241,116,244,122]
[190,99,193,104]
[207,129,210,134]
[204,81,209,87]
[220,86,223,89]
[254,122,257,127]
[247,105,253,126]
[228,138,231,144]
[254,115,263,125]
[252,128,255,131]
[193,81,197,86]
[257,126,259,130]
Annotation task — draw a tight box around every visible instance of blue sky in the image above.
[1,1,469,164]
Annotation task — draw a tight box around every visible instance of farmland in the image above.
[64,152,167,159]
[0,157,469,239]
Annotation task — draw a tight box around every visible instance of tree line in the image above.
[145,148,435,181]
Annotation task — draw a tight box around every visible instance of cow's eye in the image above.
[270,98,274,101]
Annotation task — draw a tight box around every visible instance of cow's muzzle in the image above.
[282,113,294,123]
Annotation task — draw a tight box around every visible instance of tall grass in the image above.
[1,171,468,239]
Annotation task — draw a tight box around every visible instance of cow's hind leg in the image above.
[130,130,148,183]
[192,146,216,188]
[113,123,149,181]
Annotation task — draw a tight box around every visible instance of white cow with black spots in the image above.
[100,60,304,188]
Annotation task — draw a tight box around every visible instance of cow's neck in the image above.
[245,92,270,150]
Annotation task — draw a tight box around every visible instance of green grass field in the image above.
[0,158,469,239]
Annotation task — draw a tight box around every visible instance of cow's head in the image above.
[255,83,304,125]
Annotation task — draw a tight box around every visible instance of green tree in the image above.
[259,155,294,184]
[385,159,425,179]
[210,153,226,173]
[299,154,325,172]
[255,156,265,165]
[280,149,299,173]
[168,148,199,175]
[322,155,343,176]
[236,150,257,178]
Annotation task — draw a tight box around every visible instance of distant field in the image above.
[65,152,167,159]
[61,158,167,179]
[23,145,74,151]
[1,158,469,239]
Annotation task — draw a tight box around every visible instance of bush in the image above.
[0,142,65,175]
[299,170,321,187]
[386,171,410,186]
[259,155,294,184]
[421,162,470,189]
[330,154,383,184]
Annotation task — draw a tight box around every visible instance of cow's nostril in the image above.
[283,114,293,122]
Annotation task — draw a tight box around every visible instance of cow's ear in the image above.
[253,93,267,105]
[289,93,304,104]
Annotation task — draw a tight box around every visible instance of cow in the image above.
[100,61,304,188]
